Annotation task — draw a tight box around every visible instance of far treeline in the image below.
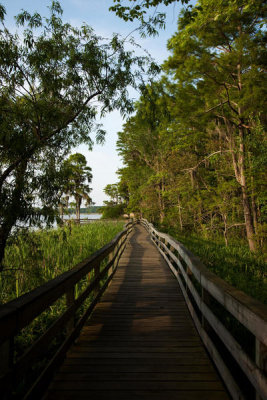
[106,0,267,254]
[66,206,102,214]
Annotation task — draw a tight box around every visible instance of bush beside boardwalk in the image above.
[160,225,267,305]
[0,221,124,304]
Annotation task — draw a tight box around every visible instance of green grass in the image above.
[164,227,267,305]
[1,221,124,304]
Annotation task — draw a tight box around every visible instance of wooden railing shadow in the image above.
[85,224,176,330]
[82,226,147,336]
[140,218,267,400]
[0,220,135,400]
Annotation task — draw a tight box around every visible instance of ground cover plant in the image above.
[163,226,267,305]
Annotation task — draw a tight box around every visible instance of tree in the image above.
[163,0,266,251]
[0,1,158,269]
[117,81,173,222]
[101,182,129,219]
[104,184,123,204]
[61,154,92,220]
[111,0,267,252]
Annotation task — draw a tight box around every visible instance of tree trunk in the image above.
[238,128,257,252]
[59,203,64,219]
[75,195,79,220]
[177,194,183,231]
[0,161,28,270]
[231,140,256,252]
[241,183,256,252]
[222,214,228,246]
[157,181,165,224]
[0,227,10,271]
[248,156,258,239]
[235,52,257,252]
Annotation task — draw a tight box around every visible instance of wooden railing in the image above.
[141,219,267,400]
[0,221,134,400]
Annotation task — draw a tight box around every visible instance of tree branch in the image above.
[181,150,233,172]
[205,100,228,113]
[0,90,102,189]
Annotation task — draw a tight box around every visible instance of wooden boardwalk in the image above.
[44,225,230,400]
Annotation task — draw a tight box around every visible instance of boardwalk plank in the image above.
[44,224,230,400]
[45,390,229,400]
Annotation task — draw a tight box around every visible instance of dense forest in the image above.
[108,0,267,254]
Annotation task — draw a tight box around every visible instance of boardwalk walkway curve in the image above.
[44,224,229,400]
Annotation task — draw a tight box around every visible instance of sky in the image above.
[2,0,185,205]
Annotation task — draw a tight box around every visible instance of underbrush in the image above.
[161,226,267,304]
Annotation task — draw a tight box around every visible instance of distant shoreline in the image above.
[65,206,102,214]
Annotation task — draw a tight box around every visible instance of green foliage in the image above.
[114,0,267,258]
[110,0,190,36]
[101,181,129,219]
[80,206,102,213]
[101,204,125,219]
[0,221,124,304]
[164,227,267,304]
[60,153,92,219]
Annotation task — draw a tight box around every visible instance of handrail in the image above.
[0,220,135,400]
[140,218,267,400]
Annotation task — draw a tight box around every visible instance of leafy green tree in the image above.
[101,182,129,219]
[62,154,92,220]
[104,184,122,204]
[0,1,158,269]
[163,0,266,251]
[117,81,174,222]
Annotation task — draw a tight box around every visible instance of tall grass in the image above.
[163,226,267,304]
[0,221,124,304]
[1,221,125,362]
[0,221,125,397]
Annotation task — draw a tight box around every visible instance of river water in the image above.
[15,214,102,231]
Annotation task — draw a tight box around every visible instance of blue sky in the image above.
[2,0,185,205]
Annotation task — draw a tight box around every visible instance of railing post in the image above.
[169,244,178,273]
[115,238,122,268]
[201,287,211,334]
[164,238,169,256]
[66,287,75,334]
[255,339,267,400]
[185,265,192,293]
[0,338,13,400]
[94,262,101,296]
[108,248,114,279]
[0,338,13,374]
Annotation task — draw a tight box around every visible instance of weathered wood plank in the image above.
[54,372,219,381]
[44,225,230,400]
[44,390,229,400]
[50,381,225,390]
